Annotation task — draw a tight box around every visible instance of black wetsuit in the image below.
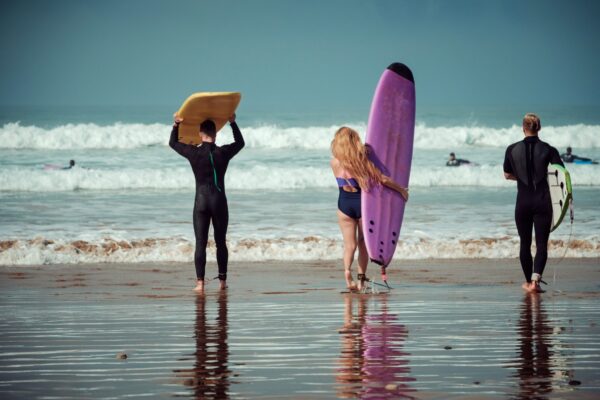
[503,136,563,282]
[560,153,593,163]
[170,122,245,281]
[446,159,470,167]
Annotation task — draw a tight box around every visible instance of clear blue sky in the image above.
[1,0,599,112]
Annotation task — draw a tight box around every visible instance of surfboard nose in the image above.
[387,63,414,83]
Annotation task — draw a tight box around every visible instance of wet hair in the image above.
[330,126,385,191]
[567,146,572,153]
[200,119,217,137]
[69,160,75,166]
[522,113,541,134]
[450,152,455,157]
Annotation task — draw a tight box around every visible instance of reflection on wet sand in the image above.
[337,294,415,399]
[514,294,553,400]
[174,293,230,399]
[511,294,575,400]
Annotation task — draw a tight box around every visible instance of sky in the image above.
[1,0,600,114]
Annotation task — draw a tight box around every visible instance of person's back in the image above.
[505,136,561,193]
[176,136,242,192]
[169,114,244,292]
[503,113,563,293]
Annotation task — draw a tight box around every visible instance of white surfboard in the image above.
[547,164,573,232]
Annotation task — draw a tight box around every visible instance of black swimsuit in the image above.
[170,123,245,280]
[336,177,361,220]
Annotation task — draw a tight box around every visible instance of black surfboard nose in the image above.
[387,63,414,83]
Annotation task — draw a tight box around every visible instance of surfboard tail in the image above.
[370,258,384,266]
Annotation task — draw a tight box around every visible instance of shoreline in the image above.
[1,258,599,399]
[2,232,598,265]
[2,257,599,293]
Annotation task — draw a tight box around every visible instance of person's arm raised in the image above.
[169,113,195,159]
[224,113,245,158]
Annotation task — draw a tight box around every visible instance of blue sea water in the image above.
[0,105,599,265]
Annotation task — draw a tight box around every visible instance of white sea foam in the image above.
[411,164,599,187]
[0,122,168,149]
[413,123,600,149]
[1,163,598,192]
[0,166,334,192]
[0,166,194,191]
[2,121,599,150]
[0,235,597,265]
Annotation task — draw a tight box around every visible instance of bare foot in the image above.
[521,281,544,293]
[344,269,357,291]
[193,280,204,293]
[356,273,366,292]
[219,280,227,290]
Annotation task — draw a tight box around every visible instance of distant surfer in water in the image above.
[170,113,244,293]
[330,127,408,291]
[446,152,471,167]
[43,159,76,170]
[560,147,597,164]
[503,113,563,293]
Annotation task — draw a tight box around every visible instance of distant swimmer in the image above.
[560,147,598,164]
[43,159,76,170]
[330,127,408,292]
[446,152,471,167]
[503,113,563,293]
[170,112,244,293]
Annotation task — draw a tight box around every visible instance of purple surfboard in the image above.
[362,63,415,271]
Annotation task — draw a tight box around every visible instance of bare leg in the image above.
[356,220,369,291]
[356,220,368,274]
[337,210,358,290]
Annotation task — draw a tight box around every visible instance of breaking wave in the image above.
[2,121,599,150]
[1,163,598,192]
[1,235,597,265]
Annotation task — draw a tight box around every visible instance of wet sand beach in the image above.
[1,259,599,399]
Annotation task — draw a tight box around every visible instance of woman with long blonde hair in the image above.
[331,127,408,291]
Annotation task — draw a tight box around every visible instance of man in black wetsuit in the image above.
[170,113,244,292]
[446,152,471,166]
[560,147,596,164]
[503,113,563,293]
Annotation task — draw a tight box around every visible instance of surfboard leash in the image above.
[551,197,574,292]
[380,266,393,290]
[358,271,393,294]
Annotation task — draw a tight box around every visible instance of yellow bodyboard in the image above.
[176,92,241,145]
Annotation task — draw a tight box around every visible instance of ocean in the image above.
[1,105,599,265]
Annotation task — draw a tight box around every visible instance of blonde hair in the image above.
[331,126,385,191]
[523,113,541,133]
